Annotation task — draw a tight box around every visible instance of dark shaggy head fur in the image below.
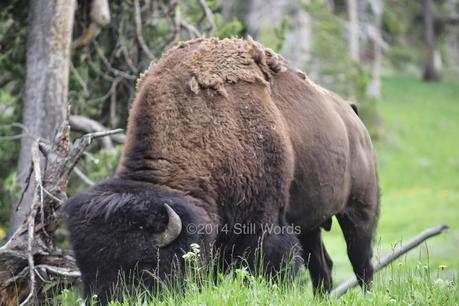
[63,179,206,303]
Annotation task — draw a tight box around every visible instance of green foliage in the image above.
[68,145,122,195]
[0,1,27,233]
[255,17,289,53]
[382,5,408,37]
[381,1,432,73]
[306,0,369,100]
[305,1,381,137]
[387,45,422,72]
[272,17,289,52]
[214,17,243,39]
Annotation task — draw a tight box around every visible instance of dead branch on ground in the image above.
[0,120,122,305]
[330,224,450,298]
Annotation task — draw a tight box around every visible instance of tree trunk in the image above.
[422,0,440,81]
[8,0,76,237]
[367,0,384,99]
[347,0,360,61]
[445,0,459,74]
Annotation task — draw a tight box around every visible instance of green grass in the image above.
[55,261,457,305]
[57,75,459,305]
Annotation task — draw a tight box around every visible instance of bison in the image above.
[64,37,379,302]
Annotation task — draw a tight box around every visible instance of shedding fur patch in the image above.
[189,76,200,94]
[182,37,288,97]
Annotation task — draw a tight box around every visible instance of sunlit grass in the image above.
[54,253,457,305]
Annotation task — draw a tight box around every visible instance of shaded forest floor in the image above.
[46,75,459,304]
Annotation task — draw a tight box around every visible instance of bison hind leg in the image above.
[336,208,377,290]
[298,228,333,295]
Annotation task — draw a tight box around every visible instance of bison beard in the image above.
[64,37,379,303]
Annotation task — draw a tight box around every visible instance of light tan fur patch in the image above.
[180,38,288,97]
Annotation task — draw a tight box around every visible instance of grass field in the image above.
[58,75,459,305]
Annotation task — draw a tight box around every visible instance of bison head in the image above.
[63,178,206,303]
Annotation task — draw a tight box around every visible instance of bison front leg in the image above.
[259,231,303,277]
[298,228,333,294]
[217,228,302,277]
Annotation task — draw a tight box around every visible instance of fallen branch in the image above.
[18,140,43,306]
[331,224,450,298]
[0,121,123,305]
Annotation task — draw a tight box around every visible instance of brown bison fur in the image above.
[64,37,379,302]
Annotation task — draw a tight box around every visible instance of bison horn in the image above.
[155,204,182,248]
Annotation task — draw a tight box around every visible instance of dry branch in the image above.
[69,115,126,145]
[93,41,137,80]
[73,167,95,187]
[134,0,154,59]
[331,224,450,298]
[0,120,122,305]
[72,0,111,49]
[181,20,202,38]
[165,0,182,50]
[199,0,216,35]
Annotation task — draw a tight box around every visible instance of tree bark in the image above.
[445,0,459,74]
[8,0,76,237]
[347,0,360,62]
[367,0,384,99]
[422,0,440,81]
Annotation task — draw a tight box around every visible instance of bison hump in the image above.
[139,38,289,98]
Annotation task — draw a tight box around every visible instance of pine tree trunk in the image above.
[422,0,440,81]
[348,0,360,61]
[367,0,384,99]
[8,0,76,237]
